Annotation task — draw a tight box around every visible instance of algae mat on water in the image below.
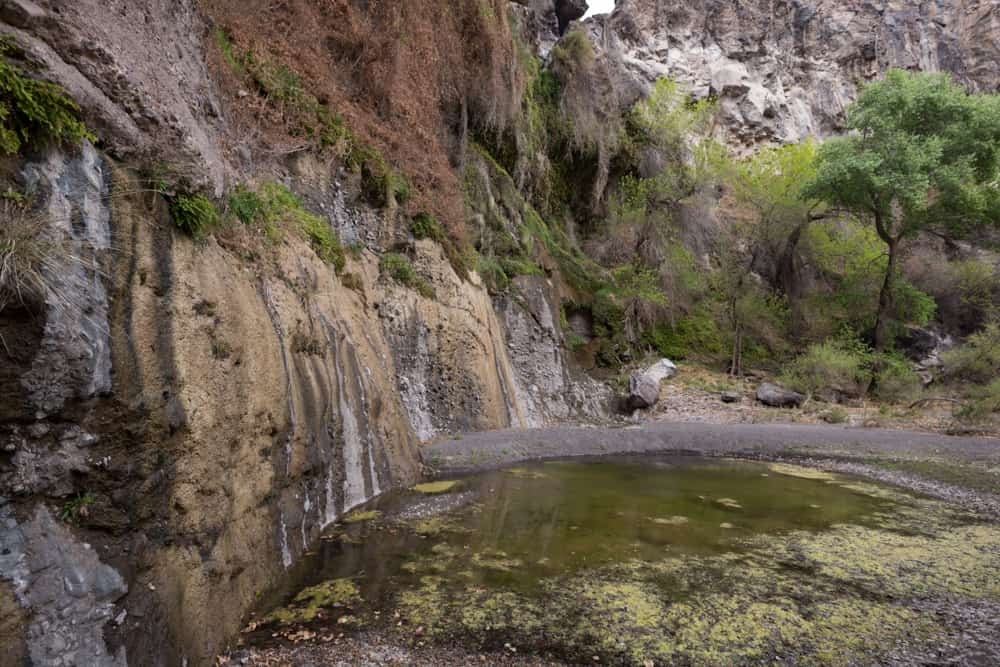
[248,457,1000,665]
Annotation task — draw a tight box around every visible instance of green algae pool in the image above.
[246,456,1000,665]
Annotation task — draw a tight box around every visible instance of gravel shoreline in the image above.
[426,421,1000,472]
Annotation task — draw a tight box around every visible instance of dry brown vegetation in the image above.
[200,0,526,242]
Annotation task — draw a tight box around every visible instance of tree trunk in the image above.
[873,238,898,350]
[776,219,809,336]
[730,296,743,378]
[776,220,808,300]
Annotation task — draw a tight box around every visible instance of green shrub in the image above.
[893,279,937,330]
[380,252,416,284]
[952,258,997,317]
[643,307,726,362]
[592,288,624,339]
[565,332,587,351]
[942,322,1000,383]
[550,29,594,74]
[959,378,1000,419]
[595,338,625,368]
[872,353,922,403]
[228,185,264,225]
[346,240,366,259]
[780,340,872,399]
[500,256,543,279]
[213,27,244,72]
[0,41,93,155]
[170,193,219,237]
[358,150,410,208]
[300,215,345,272]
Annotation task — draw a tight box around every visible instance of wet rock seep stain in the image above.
[242,457,1000,663]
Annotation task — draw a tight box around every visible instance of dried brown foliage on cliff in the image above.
[201,0,525,243]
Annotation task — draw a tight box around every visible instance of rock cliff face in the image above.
[1,0,997,665]
[595,0,1000,147]
[0,2,612,663]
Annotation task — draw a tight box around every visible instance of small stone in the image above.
[720,391,742,403]
[28,423,50,438]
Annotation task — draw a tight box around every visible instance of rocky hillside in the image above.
[598,0,1000,146]
[0,1,998,665]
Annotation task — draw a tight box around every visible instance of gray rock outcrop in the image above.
[0,501,127,667]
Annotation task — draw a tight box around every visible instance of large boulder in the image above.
[627,359,677,410]
[756,382,805,408]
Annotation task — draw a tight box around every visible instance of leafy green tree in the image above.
[805,70,1000,349]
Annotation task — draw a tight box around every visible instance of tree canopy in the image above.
[804,69,1000,348]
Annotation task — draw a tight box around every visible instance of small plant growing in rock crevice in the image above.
[0,40,93,155]
[380,252,435,299]
[411,212,446,243]
[59,492,95,523]
[225,181,347,273]
[169,193,219,237]
[227,185,265,226]
[820,407,850,424]
[258,182,345,272]
[0,199,53,312]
